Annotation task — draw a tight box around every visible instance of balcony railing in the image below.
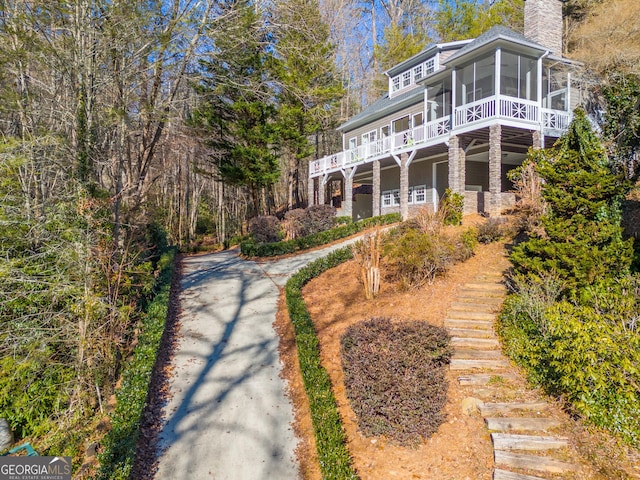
[310,95,571,177]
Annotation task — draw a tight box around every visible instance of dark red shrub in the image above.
[340,317,451,445]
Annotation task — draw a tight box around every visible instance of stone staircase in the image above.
[446,262,582,480]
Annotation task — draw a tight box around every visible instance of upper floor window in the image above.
[456,53,495,105]
[501,51,538,101]
[390,55,439,95]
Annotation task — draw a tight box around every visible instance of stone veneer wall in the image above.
[524,0,563,54]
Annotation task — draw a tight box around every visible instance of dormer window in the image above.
[392,76,401,93]
[389,55,439,96]
[402,71,411,88]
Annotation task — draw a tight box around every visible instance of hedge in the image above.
[241,213,400,257]
[285,247,358,480]
[96,248,177,479]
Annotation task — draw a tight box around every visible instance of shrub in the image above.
[240,213,401,257]
[97,249,177,479]
[507,158,546,236]
[285,248,357,480]
[351,228,382,299]
[301,204,337,236]
[341,318,451,445]
[498,274,640,447]
[440,188,464,226]
[477,218,504,244]
[383,226,475,289]
[248,215,283,243]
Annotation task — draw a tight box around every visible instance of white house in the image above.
[308,0,582,219]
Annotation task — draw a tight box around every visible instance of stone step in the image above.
[450,358,510,370]
[457,373,517,386]
[456,295,504,305]
[485,417,562,432]
[493,469,546,480]
[453,349,503,360]
[491,433,569,451]
[480,402,549,417]
[445,319,494,330]
[447,310,496,321]
[452,337,500,349]
[450,301,499,312]
[464,282,505,291]
[448,328,496,339]
[459,288,505,298]
[495,450,578,474]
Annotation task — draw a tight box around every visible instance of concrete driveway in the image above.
[154,240,357,479]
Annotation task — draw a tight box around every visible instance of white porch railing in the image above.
[542,109,572,131]
[499,97,538,122]
[309,96,572,177]
[454,97,496,127]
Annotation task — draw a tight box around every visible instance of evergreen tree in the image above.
[271,0,344,208]
[371,22,430,97]
[193,0,280,216]
[510,109,633,296]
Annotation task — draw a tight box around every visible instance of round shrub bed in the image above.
[340,317,452,446]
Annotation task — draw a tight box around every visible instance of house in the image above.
[308,0,583,220]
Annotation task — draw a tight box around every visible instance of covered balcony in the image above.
[309,49,573,178]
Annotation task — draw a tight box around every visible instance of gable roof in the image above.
[444,25,548,64]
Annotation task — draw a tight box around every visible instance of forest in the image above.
[0,0,639,474]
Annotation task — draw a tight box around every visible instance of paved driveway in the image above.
[155,240,357,479]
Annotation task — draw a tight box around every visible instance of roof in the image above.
[385,39,472,77]
[444,25,548,64]
[337,87,423,132]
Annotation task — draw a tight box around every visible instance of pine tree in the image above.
[271,0,344,208]
[193,0,280,216]
[510,109,633,296]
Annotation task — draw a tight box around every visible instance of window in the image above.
[382,190,393,207]
[381,190,400,207]
[413,64,423,81]
[414,185,426,203]
[456,53,495,105]
[362,130,378,157]
[426,79,452,122]
[402,71,411,88]
[501,51,538,101]
[392,76,401,92]
[425,58,436,75]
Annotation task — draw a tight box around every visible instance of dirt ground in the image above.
[275,241,508,480]
[275,237,640,480]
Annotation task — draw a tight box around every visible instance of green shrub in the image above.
[440,188,464,226]
[341,318,451,445]
[0,354,74,441]
[498,274,640,447]
[96,248,177,479]
[285,248,358,480]
[241,213,400,257]
[248,215,282,243]
[383,225,475,289]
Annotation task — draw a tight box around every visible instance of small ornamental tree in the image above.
[510,108,634,296]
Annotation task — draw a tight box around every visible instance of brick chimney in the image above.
[524,0,563,54]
